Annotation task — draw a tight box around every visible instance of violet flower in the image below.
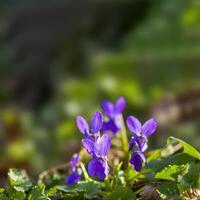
[76,111,103,140]
[82,134,111,180]
[101,96,126,134]
[126,116,157,171]
[65,153,81,185]
[65,172,81,186]
[129,151,146,172]
[70,153,80,172]
[127,116,157,152]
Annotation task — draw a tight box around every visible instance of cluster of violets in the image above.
[65,97,157,185]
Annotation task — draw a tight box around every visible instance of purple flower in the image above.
[76,111,103,139]
[82,134,111,180]
[65,172,81,185]
[101,96,126,134]
[129,151,146,171]
[66,153,81,186]
[70,153,80,172]
[127,116,157,171]
[88,158,110,180]
[129,136,147,153]
[127,116,157,152]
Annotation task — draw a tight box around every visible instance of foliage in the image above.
[0,136,199,199]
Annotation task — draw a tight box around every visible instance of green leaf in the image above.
[6,187,26,200]
[53,185,84,200]
[147,149,161,162]
[157,183,180,199]
[8,168,32,192]
[168,137,200,160]
[105,187,136,200]
[54,181,103,200]
[74,181,103,199]
[124,166,137,181]
[46,186,58,197]
[148,153,195,172]
[0,188,8,200]
[155,164,189,181]
[0,194,9,200]
[54,185,70,193]
[179,162,200,189]
[61,192,83,200]
[28,184,47,200]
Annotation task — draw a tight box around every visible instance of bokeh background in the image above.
[0,0,200,184]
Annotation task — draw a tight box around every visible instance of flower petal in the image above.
[70,153,80,172]
[126,116,142,136]
[88,158,99,177]
[65,172,81,185]
[129,152,145,171]
[129,137,137,151]
[90,112,103,133]
[96,134,111,156]
[138,137,148,152]
[101,120,119,134]
[101,100,114,117]
[113,115,123,130]
[82,138,95,157]
[96,160,109,180]
[76,116,89,135]
[114,96,126,114]
[129,136,147,152]
[142,118,157,137]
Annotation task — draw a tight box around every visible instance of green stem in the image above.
[120,116,129,152]
[105,175,113,192]
[119,115,129,167]
[80,162,92,182]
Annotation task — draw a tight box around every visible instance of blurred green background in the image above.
[0,0,200,182]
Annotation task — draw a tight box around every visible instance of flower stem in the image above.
[120,116,129,152]
[80,162,92,182]
[119,115,129,167]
